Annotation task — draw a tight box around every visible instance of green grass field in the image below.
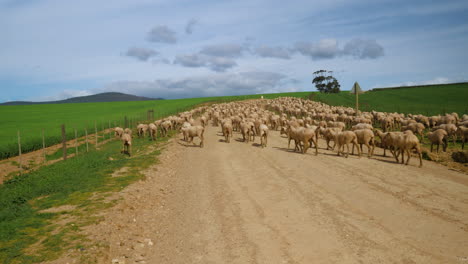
[311,83,468,115]
[0,130,168,263]
[0,92,310,159]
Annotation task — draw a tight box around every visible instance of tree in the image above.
[312,70,341,93]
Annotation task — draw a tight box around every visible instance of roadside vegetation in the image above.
[0,132,170,263]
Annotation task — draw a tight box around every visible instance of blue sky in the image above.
[1,0,467,102]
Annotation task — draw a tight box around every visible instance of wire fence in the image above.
[2,106,200,173]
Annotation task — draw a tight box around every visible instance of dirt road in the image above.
[76,124,468,264]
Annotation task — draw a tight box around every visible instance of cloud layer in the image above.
[147,25,177,44]
[100,71,297,99]
[125,47,158,61]
[295,38,384,60]
[185,18,198,34]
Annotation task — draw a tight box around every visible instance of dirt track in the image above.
[72,123,468,264]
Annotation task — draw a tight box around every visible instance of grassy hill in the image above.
[311,82,468,116]
[0,92,159,106]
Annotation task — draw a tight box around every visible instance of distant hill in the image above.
[1,92,163,105]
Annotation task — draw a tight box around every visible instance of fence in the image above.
[5,108,182,172]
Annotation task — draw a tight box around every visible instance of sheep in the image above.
[374,129,392,157]
[299,126,319,155]
[318,127,341,150]
[457,126,468,149]
[200,115,208,127]
[401,122,425,142]
[394,131,423,168]
[137,124,149,138]
[181,125,205,147]
[114,127,124,137]
[240,122,254,143]
[327,121,346,131]
[124,128,132,137]
[429,116,441,128]
[381,131,404,159]
[433,124,458,144]
[160,120,172,137]
[223,122,233,143]
[286,126,305,152]
[148,123,158,141]
[427,129,448,152]
[330,131,361,158]
[180,122,192,141]
[121,132,132,156]
[259,124,269,148]
[380,117,394,132]
[352,129,375,158]
[351,123,373,131]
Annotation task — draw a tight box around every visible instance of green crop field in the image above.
[0,92,309,159]
[311,82,468,116]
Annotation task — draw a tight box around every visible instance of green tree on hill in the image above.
[312,70,341,93]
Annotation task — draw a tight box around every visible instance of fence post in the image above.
[108,120,111,140]
[95,121,98,148]
[85,128,89,152]
[17,130,22,172]
[42,128,46,163]
[124,116,128,128]
[75,129,78,156]
[61,124,67,160]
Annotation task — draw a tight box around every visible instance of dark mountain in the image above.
[1,92,163,106]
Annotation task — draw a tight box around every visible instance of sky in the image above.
[1,0,467,102]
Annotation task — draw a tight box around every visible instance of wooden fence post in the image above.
[108,120,111,140]
[75,129,78,156]
[17,130,22,172]
[85,128,89,152]
[42,129,46,163]
[124,116,128,128]
[61,124,67,160]
[95,121,98,147]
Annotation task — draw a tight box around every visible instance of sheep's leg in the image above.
[355,142,361,157]
[405,149,411,165]
[392,148,399,163]
[314,138,318,155]
[352,144,355,155]
[303,141,309,154]
[365,142,371,157]
[345,143,350,158]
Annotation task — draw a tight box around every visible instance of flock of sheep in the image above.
[113,97,467,168]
